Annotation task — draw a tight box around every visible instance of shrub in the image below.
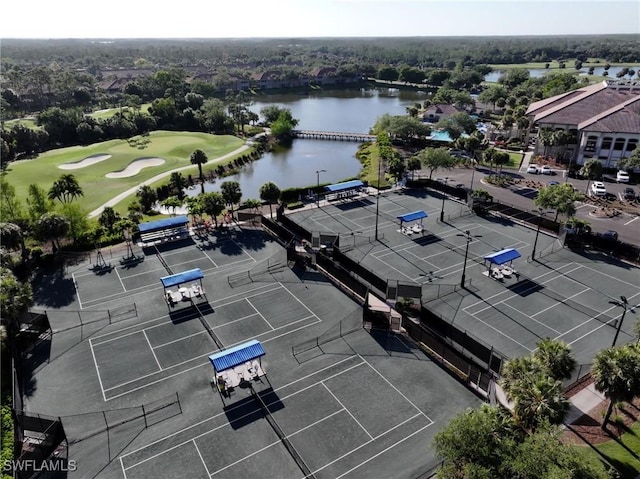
[287,201,304,210]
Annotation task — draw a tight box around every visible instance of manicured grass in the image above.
[88,103,152,120]
[4,117,40,130]
[594,422,640,479]
[356,142,391,188]
[4,131,244,214]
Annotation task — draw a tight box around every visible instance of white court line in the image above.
[103,316,321,399]
[530,288,590,318]
[91,283,282,344]
[624,216,639,226]
[573,262,640,289]
[466,314,535,352]
[143,330,163,371]
[192,440,212,477]
[208,440,281,477]
[121,356,364,468]
[321,383,373,440]
[501,302,561,335]
[332,416,433,479]
[151,329,210,349]
[469,265,583,316]
[462,263,580,313]
[88,338,107,402]
[245,298,274,330]
[72,272,83,309]
[113,267,127,292]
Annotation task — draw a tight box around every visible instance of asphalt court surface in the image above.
[90,283,320,400]
[73,236,256,307]
[460,261,640,359]
[120,355,434,479]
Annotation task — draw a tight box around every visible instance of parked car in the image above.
[601,230,619,241]
[547,181,560,186]
[623,187,636,200]
[616,170,630,183]
[526,165,539,174]
[590,181,607,196]
[540,165,552,175]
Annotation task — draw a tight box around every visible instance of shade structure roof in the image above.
[483,248,521,265]
[324,180,364,192]
[160,268,203,288]
[138,215,189,233]
[397,210,428,223]
[208,340,265,373]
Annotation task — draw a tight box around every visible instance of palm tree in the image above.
[259,182,281,217]
[537,128,554,159]
[407,156,421,181]
[579,159,603,195]
[533,338,576,381]
[184,196,204,225]
[190,149,208,194]
[200,191,225,227]
[48,174,84,204]
[499,356,544,400]
[512,375,569,430]
[161,196,182,216]
[220,181,242,220]
[168,172,186,200]
[243,199,262,215]
[36,212,70,252]
[135,185,157,213]
[591,346,639,429]
[98,207,121,234]
[0,222,27,261]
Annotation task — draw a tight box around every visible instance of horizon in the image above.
[2,0,638,39]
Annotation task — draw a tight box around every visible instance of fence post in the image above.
[142,405,148,428]
[103,411,108,432]
[78,311,82,326]
[176,392,182,414]
[134,303,138,317]
[108,310,112,325]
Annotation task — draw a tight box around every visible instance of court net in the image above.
[227,249,287,287]
[154,245,173,275]
[252,389,316,479]
[194,303,224,350]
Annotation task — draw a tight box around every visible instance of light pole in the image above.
[375,157,383,241]
[609,296,638,347]
[439,177,449,222]
[457,230,482,288]
[531,208,551,261]
[316,169,326,207]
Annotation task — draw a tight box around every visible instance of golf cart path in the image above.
[88,143,250,218]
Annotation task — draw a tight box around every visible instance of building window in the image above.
[613,138,625,151]
[601,137,613,149]
[585,136,597,152]
[626,139,638,152]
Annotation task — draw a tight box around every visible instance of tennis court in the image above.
[72,235,256,307]
[119,354,435,479]
[89,282,321,401]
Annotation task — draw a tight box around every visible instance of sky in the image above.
[1,0,639,38]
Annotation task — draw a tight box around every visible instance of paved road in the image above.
[422,165,640,246]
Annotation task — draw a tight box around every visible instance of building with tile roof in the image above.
[526,80,640,169]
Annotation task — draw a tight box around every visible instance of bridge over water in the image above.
[292,130,376,142]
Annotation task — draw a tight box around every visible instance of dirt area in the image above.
[564,379,640,446]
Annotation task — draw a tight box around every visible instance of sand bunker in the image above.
[59,154,112,170]
[105,157,165,178]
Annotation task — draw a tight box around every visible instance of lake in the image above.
[484,65,639,83]
[191,88,428,200]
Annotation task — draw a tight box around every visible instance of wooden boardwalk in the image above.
[292,130,376,142]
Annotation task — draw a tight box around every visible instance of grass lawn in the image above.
[4,130,245,214]
[4,117,40,130]
[88,103,152,120]
[594,422,640,479]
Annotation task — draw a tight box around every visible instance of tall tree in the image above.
[259,182,281,218]
[533,338,576,381]
[98,206,121,234]
[579,159,604,195]
[190,149,208,194]
[48,174,83,204]
[200,191,225,227]
[511,375,569,430]
[136,185,158,213]
[26,183,53,222]
[0,222,26,261]
[592,346,640,429]
[416,147,457,179]
[36,212,69,252]
[407,156,421,181]
[220,181,242,219]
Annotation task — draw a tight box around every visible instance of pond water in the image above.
[190,88,428,200]
[484,65,639,83]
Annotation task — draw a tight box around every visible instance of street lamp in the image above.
[375,157,384,241]
[531,208,552,261]
[439,177,449,222]
[457,230,482,288]
[316,169,326,207]
[609,296,639,347]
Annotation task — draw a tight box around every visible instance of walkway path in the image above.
[88,143,251,218]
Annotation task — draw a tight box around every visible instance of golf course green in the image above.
[4,131,246,214]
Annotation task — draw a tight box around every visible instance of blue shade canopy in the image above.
[139,215,189,233]
[209,340,265,372]
[324,180,364,192]
[483,248,521,265]
[160,268,203,288]
[397,210,428,223]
